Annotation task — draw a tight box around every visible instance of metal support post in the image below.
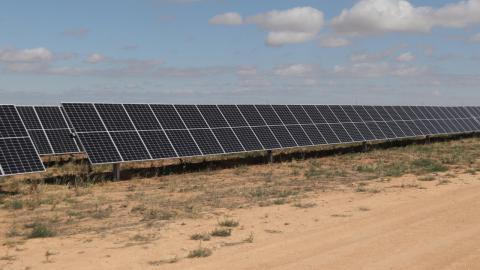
[362,141,369,152]
[112,163,121,181]
[267,150,274,164]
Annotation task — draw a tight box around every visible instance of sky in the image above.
[0,0,479,105]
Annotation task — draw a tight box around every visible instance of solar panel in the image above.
[317,105,339,123]
[212,128,245,153]
[365,122,387,140]
[139,130,177,159]
[286,125,312,146]
[17,106,80,155]
[174,105,209,129]
[316,124,340,144]
[166,129,202,157]
[218,105,249,127]
[124,104,162,130]
[287,105,312,124]
[269,125,297,148]
[255,105,283,125]
[197,105,230,128]
[150,104,186,130]
[0,105,45,176]
[301,124,327,145]
[189,129,224,154]
[251,126,281,149]
[342,123,364,142]
[330,123,353,143]
[238,105,267,126]
[353,123,375,141]
[61,103,480,166]
[329,105,351,123]
[302,105,326,123]
[341,105,363,122]
[272,105,298,125]
[232,127,263,151]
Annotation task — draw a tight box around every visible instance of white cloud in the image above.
[86,53,107,64]
[350,49,394,63]
[61,28,90,37]
[334,62,427,77]
[246,7,324,46]
[469,33,480,43]
[209,12,243,25]
[331,0,480,36]
[273,64,313,77]
[236,66,257,76]
[319,36,350,48]
[336,48,425,77]
[0,47,53,62]
[396,52,415,62]
[432,0,480,28]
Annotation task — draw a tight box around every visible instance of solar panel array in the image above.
[62,103,480,165]
[0,105,45,176]
[17,106,81,155]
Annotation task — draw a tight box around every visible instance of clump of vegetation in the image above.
[27,222,56,238]
[6,199,23,210]
[356,164,376,173]
[188,246,212,258]
[190,233,211,241]
[293,202,317,208]
[355,184,380,193]
[305,166,322,179]
[383,163,407,177]
[418,175,436,181]
[210,228,231,237]
[218,219,239,228]
[92,205,113,219]
[273,198,288,205]
[138,208,176,221]
[233,165,248,175]
[411,158,447,174]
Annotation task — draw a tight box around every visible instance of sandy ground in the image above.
[1,172,479,270]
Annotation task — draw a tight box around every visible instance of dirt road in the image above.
[2,174,480,270]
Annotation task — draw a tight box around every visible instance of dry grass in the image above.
[1,137,480,243]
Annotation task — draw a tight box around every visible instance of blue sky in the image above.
[0,0,479,105]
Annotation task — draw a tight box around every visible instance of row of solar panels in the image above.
[1,104,480,177]
[61,104,480,165]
